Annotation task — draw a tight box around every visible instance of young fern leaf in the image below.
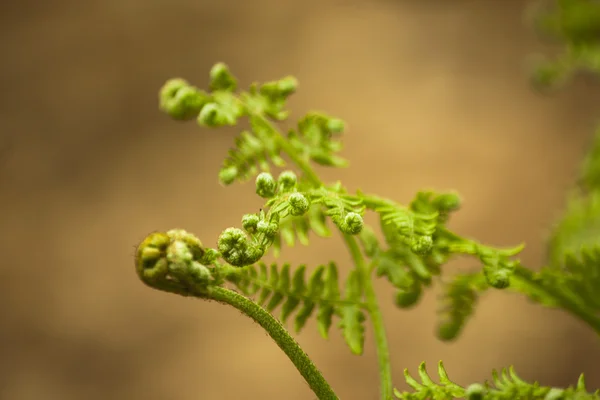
[436,272,489,341]
[288,112,349,168]
[395,361,600,400]
[338,270,366,355]
[219,129,286,184]
[160,63,352,187]
[362,189,524,339]
[225,262,367,354]
[217,89,294,185]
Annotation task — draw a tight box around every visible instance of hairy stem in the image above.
[343,234,394,400]
[206,286,339,400]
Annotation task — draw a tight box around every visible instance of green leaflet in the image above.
[338,270,366,355]
[226,262,367,354]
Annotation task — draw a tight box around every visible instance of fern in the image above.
[395,361,600,400]
[135,18,600,396]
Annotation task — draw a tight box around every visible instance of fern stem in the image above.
[343,234,394,400]
[207,286,339,400]
[512,266,600,335]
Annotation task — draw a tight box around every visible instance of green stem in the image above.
[343,234,394,400]
[206,286,339,400]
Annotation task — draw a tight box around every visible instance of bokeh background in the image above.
[2,0,600,399]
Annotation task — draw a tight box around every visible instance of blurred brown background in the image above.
[2,0,600,399]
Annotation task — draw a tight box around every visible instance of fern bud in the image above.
[257,220,279,239]
[218,227,264,267]
[197,103,236,127]
[242,213,260,233]
[209,62,237,92]
[256,172,277,198]
[261,76,298,99]
[483,266,511,289]
[159,79,209,120]
[465,383,485,400]
[394,284,422,308]
[136,230,212,287]
[219,166,238,185]
[410,235,433,255]
[432,192,461,212]
[341,212,364,235]
[288,193,310,216]
[277,170,297,192]
[200,247,220,265]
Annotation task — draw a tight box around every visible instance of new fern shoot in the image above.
[134,1,600,398]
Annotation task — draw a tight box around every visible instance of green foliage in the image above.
[394,361,599,400]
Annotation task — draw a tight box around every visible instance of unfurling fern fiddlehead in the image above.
[135,61,600,400]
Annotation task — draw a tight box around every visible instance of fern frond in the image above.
[436,272,489,341]
[395,361,600,400]
[538,189,600,313]
[360,190,523,334]
[219,127,286,185]
[225,262,367,354]
[523,130,600,317]
[288,112,349,168]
